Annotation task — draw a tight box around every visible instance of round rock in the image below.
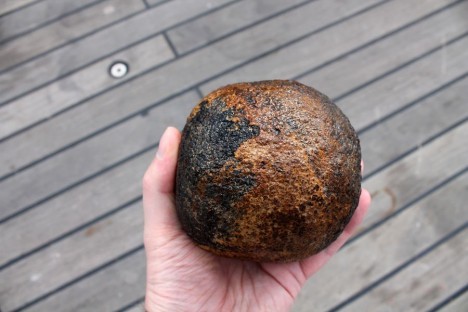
[175,80,361,262]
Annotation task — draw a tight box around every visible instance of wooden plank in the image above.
[0,0,382,218]
[0,0,145,72]
[360,68,468,175]
[0,0,379,139]
[360,123,468,240]
[20,127,468,312]
[166,0,307,54]
[1,0,466,179]
[199,0,461,94]
[25,250,147,312]
[0,0,102,42]
[339,41,468,133]
[0,91,198,265]
[123,302,145,312]
[0,34,174,169]
[146,0,167,6]
[0,202,144,312]
[297,1,468,102]
[438,291,468,312]
[0,0,39,16]
[292,150,468,311]
[341,229,468,312]
[0,0,235,105]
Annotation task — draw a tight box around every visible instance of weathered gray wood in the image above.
[341,229,468,312]
[145,0,167,6]
[438,291,468,312]
[360,70,468,175]
[2,1,466,182]
[0,0,39,16]
[0,0,145,72]
[123,303,145,312]
[199,0,460,94]
[166,0,307,54]
[0,0,406,178]
[0,201,143,312]
[25,250,147,312]
[0,0,102,42]
[19,126,468,312]
[0,0,235,105]
[297,1,468,102]
[361,122,468,240]
[0,92,198,256]
[0,34,174,167]
[339,38,468,133]
[0,0,379,140]
[292,148,468,311]
[0,0,381,219]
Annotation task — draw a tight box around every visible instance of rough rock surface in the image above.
[175,80,361,262]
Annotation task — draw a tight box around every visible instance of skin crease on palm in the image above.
[143,127,371,312]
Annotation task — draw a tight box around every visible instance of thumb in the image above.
[142,127,182,241]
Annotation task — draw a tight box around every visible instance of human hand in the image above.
[143,127,371,312]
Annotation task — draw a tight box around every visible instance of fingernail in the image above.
[156,127,170,159]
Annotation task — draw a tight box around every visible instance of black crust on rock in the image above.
[176,98,260,249]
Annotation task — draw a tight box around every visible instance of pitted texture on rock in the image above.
[176,80,361,262]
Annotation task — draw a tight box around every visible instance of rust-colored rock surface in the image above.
[175,80,361,262]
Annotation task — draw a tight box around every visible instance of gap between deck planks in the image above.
[0,0,457,224]
[1,0,467,273]
[0,0,237,106]
[18,124,468,312]
[0,0,105,43]
[436,288,468,312]
[0,0,145,72]
[0,0,40,16]
[0,91,199,267]
[339,227,468,312]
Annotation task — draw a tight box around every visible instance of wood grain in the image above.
[0,0,235,105]
[438,291,468,312]
[0,34,174,153]
[200,0,460,93]
[24,250,147,312]
[0,0,39,16]
[166,0,307,54]
[0,0,144,72]
[0,0,102,43]
[0,202,143,311]
[0,91,198,257]
[342,229,468,312]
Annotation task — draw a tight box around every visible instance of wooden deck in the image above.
[1,0,467,311]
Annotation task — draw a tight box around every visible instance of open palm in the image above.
[143,127,371,312]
